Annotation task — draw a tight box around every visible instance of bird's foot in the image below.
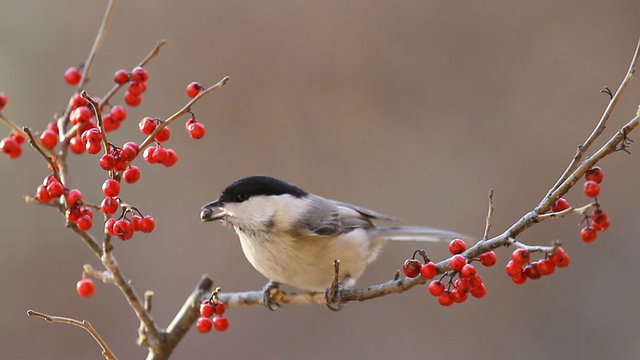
[262,280,282,311]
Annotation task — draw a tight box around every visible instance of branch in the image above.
[27,310,118,360]
[545,38,640,200]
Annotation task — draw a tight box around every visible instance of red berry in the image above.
[10,131,25,144]
[524,262,542,280]
[451,289,468,303]
[80,207,93,220]
[213,301,226,315]
[114,219,132,240]
[162,149,178,167]
[69,93,87,109]
[99,153,116,170]
[140,215,156,233]
[580,226,598,243]
[468,274,483,289]
[40,129,58,149]
[101,197,119,215]
[592,219,610,232]
[449,254,466,271]
[66,189,83,206]
[152,147,168,163]
[128,81,146,96]
[402,259,422,278]
[76,277,95,297]
[86,141,102,154]
[114,69,129,85]
[0,92,7,110]
[511,272,528,284]
[448,238,467,254]
[138,117,157,135]
[186,82,204,98]
[46,180,65,197]
[200,301,215,318]
[76,215,93,230]
[419,262,437,279]
[47,121,59,134]
[428,280,445,297]
[478,251,497,267]
[102,179,121,197]
[70,106,92,124]
[213,316,229,332]
[143,146,157,163]
[537,259,556,276]
[131,66,149,83]
[36,184,53,202]
[64,66,82,85]
[110,105,127,122]
[196,317,213,333]
[511,248,530,266]
[0,137,22,159]
[585,166,604,183]
[459,264,477,278]
[69,135,86,154]
[555,253,571,268]
[505,260,523,277]
[454,278,471,293]
[583,180,600,198]
[470,283,487,298]
[82,128,103,145]
[552,198,570,212]
[155,126,170,142]
[123,166,141,184]
[124,91,142,107]
[187,122,206,139]
[120,142,139,161]
[66,207,81,222]
[591,209,609,225]
[130,215,142,232]
[105,218,117,235]
[438,291,454,306]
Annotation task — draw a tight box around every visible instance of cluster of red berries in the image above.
[402,240,495,306]
[76,272,95,297]
[197,298,229,333]
[505,247,570,284]
[551,166,610,243]
[0,130,25,159]
[104,209,156,241]
[112,66,150,107]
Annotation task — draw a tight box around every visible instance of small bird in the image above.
[200,175,467,295]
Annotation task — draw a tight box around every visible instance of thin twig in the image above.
[0,113,27,138]
[22,127,60,180]
[27,310,118,360]
[137,291,154,347]
[544,38,640,201]
[482,189,494,240]
[138,76,230,151]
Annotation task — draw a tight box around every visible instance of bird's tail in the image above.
[371,226,471,243]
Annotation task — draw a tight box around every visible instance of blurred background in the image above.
[2,0,640,359]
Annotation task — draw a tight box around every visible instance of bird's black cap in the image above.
[216,175,308,205]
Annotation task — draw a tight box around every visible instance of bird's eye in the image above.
[236,194,245,202]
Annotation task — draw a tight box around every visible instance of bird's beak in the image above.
[200,199,228,222]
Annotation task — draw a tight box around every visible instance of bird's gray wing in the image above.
[293,197,382,236]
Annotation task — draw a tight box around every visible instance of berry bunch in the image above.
[104,207,156,241]
[402,241,495,306]
[197,292,229,333]
[580,166,609,242]
[121,66,149,107]
[505,247,570,284]
[0,130,25,159]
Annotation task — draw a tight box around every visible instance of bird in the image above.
[200,175,467,303]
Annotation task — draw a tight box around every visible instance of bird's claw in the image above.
[262,280,282,311]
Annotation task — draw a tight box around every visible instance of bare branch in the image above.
[27,310,118,360]
[481,189,494,240]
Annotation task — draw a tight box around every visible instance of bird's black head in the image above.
[217,175,308,205]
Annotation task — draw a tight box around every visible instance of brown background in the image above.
[2,1,640,359]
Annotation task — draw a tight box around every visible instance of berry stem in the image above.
[22,127,61,181]
[80,90,110,154]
